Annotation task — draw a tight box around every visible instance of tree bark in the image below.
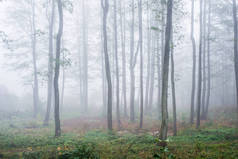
[31,0,40,118]
[171,28,177,136]
[232,0,238,127]
[190,0,196,125]
[44,0,55,126]
[114,0,121,129]
[54,0,63,137]
[205,0,211,120]
[201,0,207,119]
[101,0,112,130]
[196,0,203,129]
[138,0,143,129]
[130,0,135,122]
[119,0,127,118]
[160,0,173,141]
[82,0,88,112]
[145,1,151,114]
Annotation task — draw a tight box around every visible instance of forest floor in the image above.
[0,108,238,159]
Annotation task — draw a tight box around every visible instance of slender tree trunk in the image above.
[232,0,238,127]
[101,0,112,130]
[119,0,127,118]
[196,0,203,129]
[158,0,165,118]
[201,0,207,119]
[130,0,135,122]
[190,0,196,125]
[100,10,107,116]
[148,44,155,112]
[171,28,177,136]
[54,0,63,137]
[145,1,151,113]
[138,0,143,129]
[60,44,65,113]
[160,0,173,141]
[31,0,40,118]
[44,0,55,126]
[114,0,121,129]
[205,0,211,120]
[82,0,88,112]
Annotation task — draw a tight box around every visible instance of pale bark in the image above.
[114,0,121,129]
[145,1,151,113]
[171,28,177,136]
[31,0,40,118]
[44,0,55,126]
[54,0,63,137]
[190,0,196,125]
[119,0,127,118]
[205,0,211,120]
[138,0,143,129]
[201,0,207,119]
[130,0,135,122]
[160,0,173,141]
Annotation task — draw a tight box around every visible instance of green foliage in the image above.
[1,119,238,159]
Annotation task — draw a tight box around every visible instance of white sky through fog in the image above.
[0,0,200,98]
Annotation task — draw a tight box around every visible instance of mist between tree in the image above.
[0,0,238,158]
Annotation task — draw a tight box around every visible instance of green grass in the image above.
[0,126,238,159]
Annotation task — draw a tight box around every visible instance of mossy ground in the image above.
[0,117,238,159]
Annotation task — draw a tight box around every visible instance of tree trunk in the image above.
[114,0,121,129]
[101,0,112,130]
[160,0,173,141]
[190,0,196,125]
[54,0,63,137]
[44,0,55,126]
[138,0,143,129]
[205,0,211,120]
[145,1,151,114]
[232,0,238,127]
[201,0,207,119]
[158,0,165,119]
[196,0,203,129]
[60,42,65,114]
[171,28,177,136]
[31,0,40,118]
[119,0,127,118]
[130,0,135,122]
[82,0,88,112]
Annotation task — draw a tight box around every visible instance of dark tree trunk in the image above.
[101,0,112,130]
[160,0,173,141]
[232,0,238,127]
[54,0,63,137]
[196,0,203,129]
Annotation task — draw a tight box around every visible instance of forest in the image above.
[0,0,238,158]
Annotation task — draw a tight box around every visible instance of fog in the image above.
[0,0,238,158]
